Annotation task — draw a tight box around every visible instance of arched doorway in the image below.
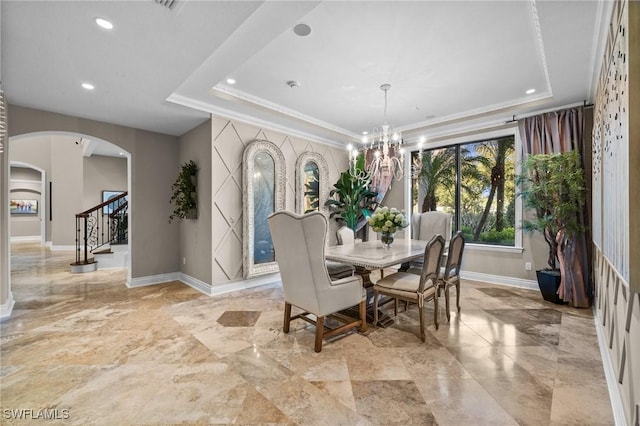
[5,132,132,303]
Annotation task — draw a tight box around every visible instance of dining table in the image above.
[325,238,434,326]
[325,238,432,287]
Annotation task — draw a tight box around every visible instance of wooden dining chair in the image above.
[268,211,366,352]
[373,234,446,341]
[438,231,466,320]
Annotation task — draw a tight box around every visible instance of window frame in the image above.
[404,126,523,253]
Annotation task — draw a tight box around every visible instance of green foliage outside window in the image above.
[412,136,516,246]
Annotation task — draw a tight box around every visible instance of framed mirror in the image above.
[295,151,329,215]
[243,140,286,278]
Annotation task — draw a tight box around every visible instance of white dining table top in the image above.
[325,238,432,269]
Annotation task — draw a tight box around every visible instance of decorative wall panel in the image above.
[593,1,639,424]
[594,0,629,282]
[211,117,347,283]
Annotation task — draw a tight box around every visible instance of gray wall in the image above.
[178,120,212,284]
[83,155,127,210]
[49,136,83,246]
[6,105,181,279]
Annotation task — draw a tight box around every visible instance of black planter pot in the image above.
[536,270,566,304]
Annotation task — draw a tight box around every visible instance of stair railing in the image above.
[74,192,128,265]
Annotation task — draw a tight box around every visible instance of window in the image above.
[411,135,516,247]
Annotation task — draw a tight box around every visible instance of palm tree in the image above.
[418,148,456,212]
[473,137,514,239]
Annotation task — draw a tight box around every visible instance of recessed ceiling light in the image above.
[226,78,236,85]
[94,17,113,30]
[293,23,311,37]
[81,82,95,90]
[526,88,536,94]
[362,131,368,135]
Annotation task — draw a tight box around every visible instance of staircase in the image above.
[71,192,128,273]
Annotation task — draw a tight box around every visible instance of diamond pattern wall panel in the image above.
[211,117,348,284]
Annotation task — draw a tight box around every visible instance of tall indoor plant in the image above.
[518,151,586,303]
[325,154,378,235]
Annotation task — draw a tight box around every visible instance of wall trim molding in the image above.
[127,272,181,288]
[168,94,345,149]
[594,308,627,426]
[179,273,212,295]
[126,272,282,296]
[461,270,539,291]
[0,292,15,320]
[208,273,281,296]
[10,235,41,242]
[50,245,75,251]
[134,270,534,296]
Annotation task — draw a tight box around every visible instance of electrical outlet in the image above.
[183,257,186,265]
[525,262,532,271]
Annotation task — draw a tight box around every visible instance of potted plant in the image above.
[325,154,378,237]
[517,151,586,303]
[169,160,198,222]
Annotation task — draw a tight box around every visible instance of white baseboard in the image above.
[126,271,282,297]
[180,273,212,295]
[127,272,181,288]
[0,292,15,320]
[50,245,76,251]
[460,270,539,291]
[207,273,281,296]
[45,241,52,248]
[10,236,40,242]
[594,308,627,426]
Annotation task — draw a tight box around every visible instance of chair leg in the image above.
[394,298,398,316]
[283,302,292,333]
[456,282,461,313]
[433,294,439,330]
[314,316,325,352]
[444,285,451,322]
[373,290,379,326]
[359,300,367,332]
[418,304,426,342]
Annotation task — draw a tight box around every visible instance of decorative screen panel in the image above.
[593,1,629,283]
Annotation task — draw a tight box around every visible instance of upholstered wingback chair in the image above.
[401,211,452,272]
[268,211,366,352]
[411,211,453,242]
[336,226,355,245]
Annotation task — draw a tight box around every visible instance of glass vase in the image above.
[380,231,395,248]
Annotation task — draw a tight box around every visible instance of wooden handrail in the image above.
[75,192,128,217]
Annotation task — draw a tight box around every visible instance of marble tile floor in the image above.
[1,242,614,425]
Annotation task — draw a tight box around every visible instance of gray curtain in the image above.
[518,106,591,308]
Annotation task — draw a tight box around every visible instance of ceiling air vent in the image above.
[153,0,177,11]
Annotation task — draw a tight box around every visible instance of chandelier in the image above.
[348,84,409,183]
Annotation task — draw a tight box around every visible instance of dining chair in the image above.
[438,231,466,319]
[268,210,366,352]
[326,225,356,279]
[400,211,452,272]
[336,225,355,245]
[373,234,446,341]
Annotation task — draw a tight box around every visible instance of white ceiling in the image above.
[1,0,610,149]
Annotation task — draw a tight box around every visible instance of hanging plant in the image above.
[169,160,198,222]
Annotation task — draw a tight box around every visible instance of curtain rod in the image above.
[505,100,594,124]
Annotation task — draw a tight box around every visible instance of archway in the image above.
[6,131,132,299]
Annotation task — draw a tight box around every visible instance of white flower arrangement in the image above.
[368,206,409,233]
